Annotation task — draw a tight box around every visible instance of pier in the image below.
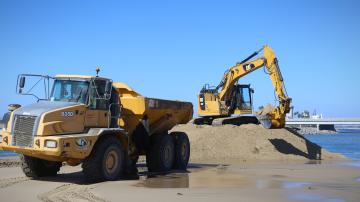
[286,118,360,131]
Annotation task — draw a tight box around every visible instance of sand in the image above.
[255,103,275,116]
[0,123,356,202]
[0,156,21,168]
[0,123,345,168]
[0,162,359,202]
[171,123,345,163]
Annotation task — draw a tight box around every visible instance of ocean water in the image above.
[305,133,360,160]
[0,150,18,157]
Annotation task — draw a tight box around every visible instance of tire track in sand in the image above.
[38,183,108,202]
[0,176,30,188]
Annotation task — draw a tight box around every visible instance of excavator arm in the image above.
[216,45,291,128]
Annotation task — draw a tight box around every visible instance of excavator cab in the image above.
[198,84,254,116]
[196,83,257,125]
[227,84,254,114]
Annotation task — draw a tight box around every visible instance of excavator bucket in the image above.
[256,114,272,129]
[255,104,277,129]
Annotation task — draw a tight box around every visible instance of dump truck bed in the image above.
[114,83,193,136]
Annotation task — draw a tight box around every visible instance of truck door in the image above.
[85,79,111,128]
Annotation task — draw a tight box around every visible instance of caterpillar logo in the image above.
[243,64,255,71]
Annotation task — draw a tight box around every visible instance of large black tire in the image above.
[124,155,139,175]
[20,155,62,178]
[82,136,125,182]
[172,132,190,170]
[146,134,175,172]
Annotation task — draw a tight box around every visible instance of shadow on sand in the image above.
[268,128,322,160]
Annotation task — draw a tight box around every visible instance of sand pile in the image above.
[255,104,275,116]
[0,124,346,167]
[171,123,345,164]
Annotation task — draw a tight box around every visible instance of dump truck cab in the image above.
[1,74,119,161]
[1,72,192,182]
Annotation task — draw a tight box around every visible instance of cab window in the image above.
[50,80,89,103]
[239,87,252,110]
[89,79,109,110]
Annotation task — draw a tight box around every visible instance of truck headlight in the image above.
[45,140,57,148]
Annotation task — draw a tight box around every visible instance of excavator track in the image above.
[212,116,259,126]
[193,116,259,126]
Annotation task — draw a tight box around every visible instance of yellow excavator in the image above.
[195,45,292,128]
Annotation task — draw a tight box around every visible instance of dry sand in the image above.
[171,123,345,163]
[255,103,275,116]
[0,156,21,168]
[0,123,356,202]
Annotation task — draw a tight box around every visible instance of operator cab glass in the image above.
[238,86,252,110]
[88,79,109,110]
[232,84,253,111]
[50,80,89,104]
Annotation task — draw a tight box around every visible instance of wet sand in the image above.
[0,160,359,202]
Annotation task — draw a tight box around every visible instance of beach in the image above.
[0,157,359,202]
[1,123,359,201]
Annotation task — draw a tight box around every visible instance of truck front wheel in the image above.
[146,134,175,172]
[82,137,125,182]
[20,155,62,178]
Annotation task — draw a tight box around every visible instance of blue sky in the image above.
[0,0,359,117]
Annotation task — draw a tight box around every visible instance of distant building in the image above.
[311,114,323,119]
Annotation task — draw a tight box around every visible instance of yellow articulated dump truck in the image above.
[0,72,193,182]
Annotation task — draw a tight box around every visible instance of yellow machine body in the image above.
[0,74,192,165]
[197,45,291,128]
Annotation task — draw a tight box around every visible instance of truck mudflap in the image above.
[0,128,127,162]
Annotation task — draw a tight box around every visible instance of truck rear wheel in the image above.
[125,155,139,175]
[20,154,61,178]
[146,134,175,172]
[82,136,125,182]
[172,132,190,170]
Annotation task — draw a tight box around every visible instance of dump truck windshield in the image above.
[50,80,89,103]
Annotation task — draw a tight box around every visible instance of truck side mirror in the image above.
[19,76,26,89]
